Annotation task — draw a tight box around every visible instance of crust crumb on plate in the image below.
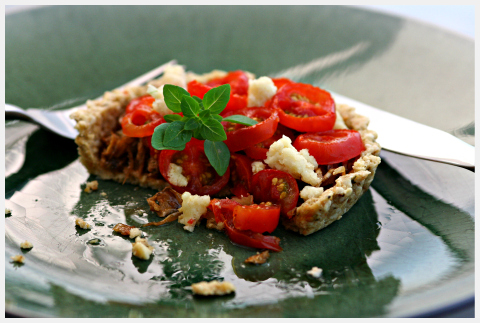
[191,280,236,296]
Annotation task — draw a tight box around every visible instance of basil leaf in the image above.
[222,115,258,126]
[199,109,211,119]
[211,114,223,122]
[163,84,190,113]
[203,84,230,114]
[163,121,193,148]
[184,117,200,131]
[151,123,185,150]
[181,95,201,118]
[204,140,230,176]
[163,114,183,123]
[200,117,227,141]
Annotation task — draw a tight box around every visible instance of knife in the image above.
[332,92,475,171]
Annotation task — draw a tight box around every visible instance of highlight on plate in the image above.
[71,64,381,253]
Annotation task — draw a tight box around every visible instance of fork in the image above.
[5,60,177,140]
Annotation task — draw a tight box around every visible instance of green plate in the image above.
[5,6,474,318]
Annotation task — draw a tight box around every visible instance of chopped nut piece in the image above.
[100,192,107,197]
[147,187,183,218]
[11,255,25,263]
[307,266,323,278]
[75,218,91,230]
[113,223,135,236]
[84,180,99,193]
[245,250,270,264]
[132,237,154,260]
[191,280,235,296]
[20,241,33,249]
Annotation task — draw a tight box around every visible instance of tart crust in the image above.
[71,74,380,236]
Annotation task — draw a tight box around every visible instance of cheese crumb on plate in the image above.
[191,280,236,296]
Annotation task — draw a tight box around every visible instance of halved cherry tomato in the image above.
[233,204,280,233]
[121,105,165,138]
[158,141,230,195]
[205,70,249,96]
[210,198,282,251]
[270,82,336,132]
[125,95,156,114]
[187,70,250,113]
[244,124,296,160]
[251,169,299,217]
[271,77,294,91]
[230,153,254,198]
[222,108,279,152]
[293,129,365,165]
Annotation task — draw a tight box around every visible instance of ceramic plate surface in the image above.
[5,6,474,318]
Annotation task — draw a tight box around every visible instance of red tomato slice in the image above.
[244,124,296,160]
[222,108,279,152]
[233,204,280,233]
[293,129,365,165]
[230,153,254,198]
[125,95,156,114]
[158,141,230,195]
[121,105,165,138]
[251,169,299,217]
[187,71,250,113]
[270,82,336,132]
[271,77,294,90]
[210,198,283,251]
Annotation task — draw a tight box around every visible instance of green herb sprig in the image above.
[151,84,257,176]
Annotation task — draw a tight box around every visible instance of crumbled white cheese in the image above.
[307,266,323,278]
[191,280,236,296]
[178,192,210,232]
[247,76,277,107]
[129,228,142,239]
[148,84,171,117]
[11,255,25,264]
[5,208,12,215]
[132,237,154,260]
[167,163,188,187]
[300,186,324,200]
[251,161,266,174]
[84,180,98,193]
[264,135,321,186]
[20,240,33,249]
[333,108,348,129]
[75,218,91,230]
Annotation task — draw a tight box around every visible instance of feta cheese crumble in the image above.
[307,266,323,278]
[191,280,236,296]
[247,76,277,107]
[264,135,321,186]
[20,240,33,249]
[251,161,266,174]
[75,218,91,230]
[300,186,324,200]
[167,163,188,187]
[178,192,211,232]
[129,228,143,239]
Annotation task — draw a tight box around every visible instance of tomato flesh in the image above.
[293,129,365,165]
[121,95,164,138]
[222,108,279,152]
[244,124,296,160]
[270,82,336,132]
[251,169,299,217]
[233,204,280,233]
[158,141,230,195]
[230,153,254,198]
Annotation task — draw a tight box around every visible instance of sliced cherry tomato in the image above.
[222,108,279,152]
[244,124,296,160]
[230,153,254,198]
[293,129,365,165]
[233,203,280,233]
[125,95,156,114]
[270,82,336,132]
[205,70,249,96]
[158,141,230,195]
[187,70,250,113]
[210,198,282,251]
[271,77,294,91]
[251,169,299,217]
[121,105,165,138]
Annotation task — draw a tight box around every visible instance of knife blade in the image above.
[332,92,475,171]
